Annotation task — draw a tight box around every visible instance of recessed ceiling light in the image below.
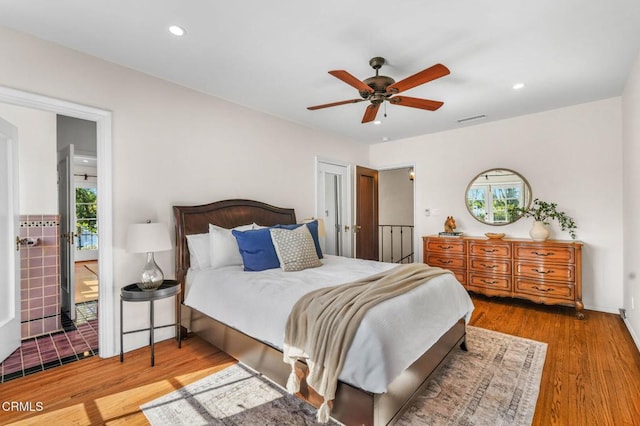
[374,120,382,125]
[169,25,186,37]
[382,136,390,142]
[512,83,525,90]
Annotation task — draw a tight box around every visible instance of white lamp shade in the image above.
[126,222,172,253]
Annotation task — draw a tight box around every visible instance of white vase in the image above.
[529,221,550,241]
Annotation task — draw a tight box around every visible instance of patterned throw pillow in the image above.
[269,225,322,272]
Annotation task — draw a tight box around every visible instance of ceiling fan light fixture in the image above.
[307,57,449,124]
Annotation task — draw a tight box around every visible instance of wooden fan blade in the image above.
[329,70,374,94]
[389,96,444,111]
[307,98,366,110]
[386,63,450,94]
[362,103,381,123]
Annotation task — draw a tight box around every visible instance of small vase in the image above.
[529,221,550,241]
[138,252,164,290]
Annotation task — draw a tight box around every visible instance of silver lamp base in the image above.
[137,252,164,290]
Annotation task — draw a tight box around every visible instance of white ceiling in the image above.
[1,0,639,144]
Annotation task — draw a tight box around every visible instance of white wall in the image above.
[0,104,57,214]
[0,26,369,353]
[622,53,640,348]
[370,98,624,313]
[379,167,414,225]
[57,115,96,156]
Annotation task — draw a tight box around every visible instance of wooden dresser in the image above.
[423,235,584,319]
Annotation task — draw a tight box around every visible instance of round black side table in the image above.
[120,279,182,366]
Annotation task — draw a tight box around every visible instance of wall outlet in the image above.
[424,209,431,216]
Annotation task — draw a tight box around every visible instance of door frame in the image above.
[315,157,353,257]
[0,116,20,363]
[0,86,115,358]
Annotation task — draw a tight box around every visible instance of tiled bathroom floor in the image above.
[0,301,98,383]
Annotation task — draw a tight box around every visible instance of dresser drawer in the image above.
[469,241,511,258]
[468,273,512,291]
[515,261,575,282]
[425,239,466,255]
[514,244,575,263]
[425,254,466,270]
[469,258,512,274]
[516,279,575,301]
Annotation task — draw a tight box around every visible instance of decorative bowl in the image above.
[485,232,506,239]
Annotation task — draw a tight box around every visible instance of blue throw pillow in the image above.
[274,221,323,259]
[232,228,280,271]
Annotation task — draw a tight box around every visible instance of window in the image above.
[467,182,524,224]
[76,186,98,250]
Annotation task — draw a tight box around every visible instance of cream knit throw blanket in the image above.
[282,263,452,423]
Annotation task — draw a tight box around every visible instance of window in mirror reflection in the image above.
[466,171,525,224]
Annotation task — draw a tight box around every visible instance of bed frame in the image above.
[174,199,467,426]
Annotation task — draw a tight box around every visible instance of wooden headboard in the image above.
[173,199,297,299]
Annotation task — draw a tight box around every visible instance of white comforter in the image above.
[184,255,474,393]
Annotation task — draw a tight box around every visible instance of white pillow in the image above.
[186,232,210,270]
[269,225,322,272]
[209,223,255,269]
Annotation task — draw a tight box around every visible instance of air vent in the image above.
[457,114,486,123]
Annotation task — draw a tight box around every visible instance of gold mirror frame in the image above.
[465,168,532,226]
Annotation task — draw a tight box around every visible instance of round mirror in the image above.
[465,168,531,226]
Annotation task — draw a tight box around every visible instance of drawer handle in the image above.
[480,279,498,285]
[531,286,553,292]
[480,263,498,269]
[532,268,554,275]
[438,245,454,250]
[481,248,498,253]
[438,260,453,264]
[532,251,554,257]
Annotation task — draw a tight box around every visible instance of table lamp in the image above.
[126,221,172,290]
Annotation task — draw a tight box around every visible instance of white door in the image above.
[0,116,20,363]
[58,144,76,320]
[316,160,352,257]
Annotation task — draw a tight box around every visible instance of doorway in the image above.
[316,159,353,257]
[74,170,99,305]
[354,165,415,263]
[378,166,415,263]
[0,85,115,359]
[58,116,99,322]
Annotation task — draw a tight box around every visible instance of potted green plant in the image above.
[517,198,577,240]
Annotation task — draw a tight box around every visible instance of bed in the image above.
[174,199,474,426]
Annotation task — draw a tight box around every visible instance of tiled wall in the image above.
[19,215,61,338]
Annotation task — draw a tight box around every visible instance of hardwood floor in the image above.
[1,295,639,425]
[469,295,640,425]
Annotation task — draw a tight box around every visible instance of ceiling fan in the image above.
[307,57,450,123]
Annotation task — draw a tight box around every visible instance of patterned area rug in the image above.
[142,326,546,425]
